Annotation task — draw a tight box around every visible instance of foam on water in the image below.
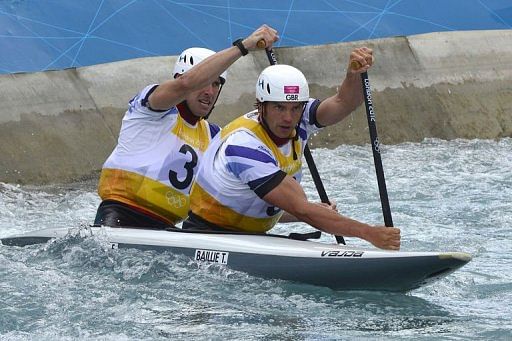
[1,138,511,340]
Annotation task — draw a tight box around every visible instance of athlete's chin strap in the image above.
[173,73,224,122]
[258,105,291,146]
[258,102,306,160]
[177,82,223,124]
[203,82,224,120]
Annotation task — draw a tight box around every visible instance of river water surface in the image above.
[1,138,511,340]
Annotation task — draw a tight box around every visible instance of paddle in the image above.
[355,63,394,227]
[259,41,346,244]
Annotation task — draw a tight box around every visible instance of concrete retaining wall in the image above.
[1,30,511,184]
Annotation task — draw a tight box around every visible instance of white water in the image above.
[1,138,511,340]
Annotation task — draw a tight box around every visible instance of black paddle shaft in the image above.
[263,47,346,244]
[361,71,394,227]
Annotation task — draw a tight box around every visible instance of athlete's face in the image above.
[185,78,222,117]
[262,101,305,138]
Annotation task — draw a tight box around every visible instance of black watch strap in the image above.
[232,38,249,56]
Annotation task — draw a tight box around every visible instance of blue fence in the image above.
[0,0,510,74]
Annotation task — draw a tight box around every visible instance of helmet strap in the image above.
[258,103,294,147]
[204,83,223,120]
[177,82,224,122]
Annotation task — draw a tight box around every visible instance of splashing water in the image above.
[1,138,511,340]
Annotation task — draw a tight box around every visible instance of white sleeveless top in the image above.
[98,84,220,224]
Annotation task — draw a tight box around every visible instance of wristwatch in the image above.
[232,38,249,56]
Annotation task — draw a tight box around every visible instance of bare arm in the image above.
[264,175,401,250]
[279,201,337,223]
[149,24,279,110]
[279,211,300,223]
[316,47,374,127]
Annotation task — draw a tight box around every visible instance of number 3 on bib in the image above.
[169,144,198,190]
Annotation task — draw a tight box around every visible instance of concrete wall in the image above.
[1,30,511,184]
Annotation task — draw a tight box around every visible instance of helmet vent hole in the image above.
[267,84,271,94]
[190,56,194,65]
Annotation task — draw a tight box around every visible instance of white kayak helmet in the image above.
[173,47,227,83]
[256,64,309,102]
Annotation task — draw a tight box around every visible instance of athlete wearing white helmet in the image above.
[94,24,279,229]
[173,47,227,83]
[170,47,228,120]
[185,48,401,251]
[256,64,309,102]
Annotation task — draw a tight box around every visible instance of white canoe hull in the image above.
[1,226,471,292]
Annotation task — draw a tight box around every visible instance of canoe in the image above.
[1,226,471,292]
